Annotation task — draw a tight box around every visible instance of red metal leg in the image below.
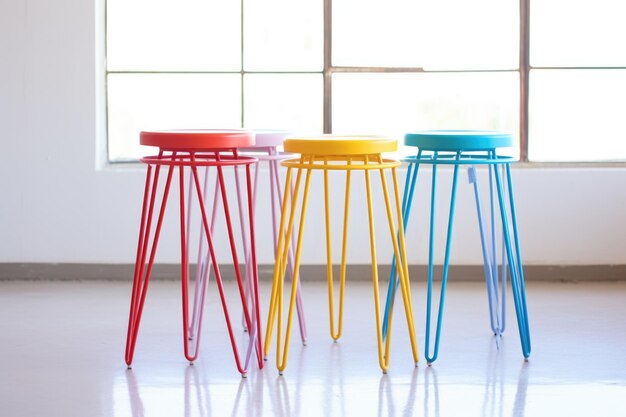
[125,152,176,366]
[127,149,262,374]
[179,162,199,362]
[183,153,258,375]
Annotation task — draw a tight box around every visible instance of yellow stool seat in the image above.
[284,135,397,156]
[264,134,419,375]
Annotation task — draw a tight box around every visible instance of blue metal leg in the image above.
[492,165,507,335]
[468,166,503,340]
[425,152,461,364]
[505,164,531,356]
[382,150,421,340]
[493,162,531,358]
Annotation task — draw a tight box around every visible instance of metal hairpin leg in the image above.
[265,155,418,374]
[264,155,313,373]
[125,151,263,375]
[468,164,506,344]
[268,151,307,344]
[382,149,422,340]
[493,161,531,358]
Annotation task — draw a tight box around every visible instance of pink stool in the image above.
[125,129,263,377]
[189,130,308,345]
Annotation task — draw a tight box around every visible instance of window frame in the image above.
[103,0,626,166]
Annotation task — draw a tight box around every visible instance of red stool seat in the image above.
[140,129,254,151]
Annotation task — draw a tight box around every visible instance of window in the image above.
[529,0,626,161]
[105,0,626,163]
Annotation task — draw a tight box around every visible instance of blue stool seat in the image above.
[383,130,531,364]
[405,130,513,151]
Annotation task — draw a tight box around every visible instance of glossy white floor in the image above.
[1,279,625,417]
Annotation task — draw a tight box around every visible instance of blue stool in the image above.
[383,130,531,364]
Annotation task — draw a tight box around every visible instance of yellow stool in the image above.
[264,135,419,374]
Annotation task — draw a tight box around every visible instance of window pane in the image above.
[243,74,323,132]
[107,0,241,71]
[332,0,518,69]
[244,0,323,71]
[107,74,241,161]
[529,70,626,162]
[332,72,519,154]
[333,0,426,67]
[421,0,518,70]
[531,0,626,67]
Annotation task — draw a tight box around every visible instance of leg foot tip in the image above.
[241,373,247,378]
[263,357,268,362]
[427,362,433,367]
[189,362,194,366]
[278,372,284,376]
[126,366,132,370]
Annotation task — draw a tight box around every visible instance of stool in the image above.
[188,130,308,344]
[382,130,531,364]
[124,129,263,376]
[263,135,419,374]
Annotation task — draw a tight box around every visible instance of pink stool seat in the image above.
[140,129,254,150]
[252,130,290,148]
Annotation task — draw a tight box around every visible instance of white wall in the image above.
[1,0,625,266]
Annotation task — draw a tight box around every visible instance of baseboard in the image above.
[0,263,624,282]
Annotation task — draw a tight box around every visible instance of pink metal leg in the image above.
[188,170,220,341]
[195,146,308,344]
[233,163,255,332]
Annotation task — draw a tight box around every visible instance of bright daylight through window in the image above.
[105,0,626,163]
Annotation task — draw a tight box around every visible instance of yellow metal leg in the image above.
[266,148,416,374]
[363,155,392,373]
[264,166,296,358]
[379,161,419,365]
[324,158,351,341]
[273,156,314,374]
[265,158,307,358]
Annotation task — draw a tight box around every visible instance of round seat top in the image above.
[253,130,290,147]
[404,130,513,151]
[140,129,255,150]
[284,135,397,156]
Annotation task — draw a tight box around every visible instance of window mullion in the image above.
[520,0,530,162]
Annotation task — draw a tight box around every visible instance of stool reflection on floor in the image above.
[383,130,531,364]
[264,135,419,374]
[124,129,264,377]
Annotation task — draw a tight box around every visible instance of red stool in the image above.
[125,129,263,377]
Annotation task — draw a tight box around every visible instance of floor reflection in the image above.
[120,354,536,417]
[378,368,419,417]
[424,366,440,417]
[4,281,625,417]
